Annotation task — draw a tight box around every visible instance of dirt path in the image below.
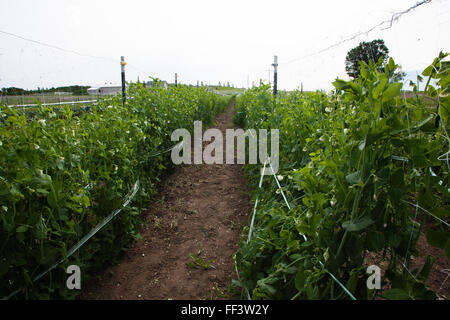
[81,99,252,300]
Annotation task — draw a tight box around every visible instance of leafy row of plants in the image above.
[233,52,449,299]
[0,80,232,299]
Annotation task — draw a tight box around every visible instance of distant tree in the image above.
[0,85,89,96]
[3,87,26,95]
[345,39,389,78]
[68,85,89,95]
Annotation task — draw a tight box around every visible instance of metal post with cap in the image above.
[120,56,126,107]
[272,55,278,96]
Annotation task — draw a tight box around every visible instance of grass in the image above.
[186,250,216,270]
[209,86,246,96]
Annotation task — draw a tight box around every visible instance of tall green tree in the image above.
[345,39,389,78]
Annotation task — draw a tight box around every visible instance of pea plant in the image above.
[0,81,232,299]
[234,52,449,300]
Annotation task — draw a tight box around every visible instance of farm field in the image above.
[1,0,450,311]
[0,52,448,301]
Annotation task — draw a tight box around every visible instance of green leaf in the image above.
[426,84,438,98]
[369,232,385,251]
[345,171,361,185]
[381,83,402,102]
[47,190,58,208]
[32,172,52,188]
[294,268,306,292]
[376,167,390,184]
[10,185,24,199]
[383,288,410,300]
[16,225,29,233]
[389,234,401,248]
[346,271,358,294]
[373,77,388,99]
[342,216,374,232]
[426,230,449,249]
[258,281,276,296]
[417,255,434,281]
[348,82,361,96]
[439,95,449,124]
[231,279,243,288]
[360,65,368,78]
[36,188,50,195]
[305,283,319,300]
[332,79,349,90]
[422,64,435,77]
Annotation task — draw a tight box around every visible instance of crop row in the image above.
[0,81,232,299]
[233,53,449,299]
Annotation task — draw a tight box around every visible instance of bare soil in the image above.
[81,98,252,300]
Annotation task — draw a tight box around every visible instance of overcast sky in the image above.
[0,0,448,91]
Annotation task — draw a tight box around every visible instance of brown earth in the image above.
[81,98,252,300]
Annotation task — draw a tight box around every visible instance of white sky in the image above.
[0,0,449,91]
